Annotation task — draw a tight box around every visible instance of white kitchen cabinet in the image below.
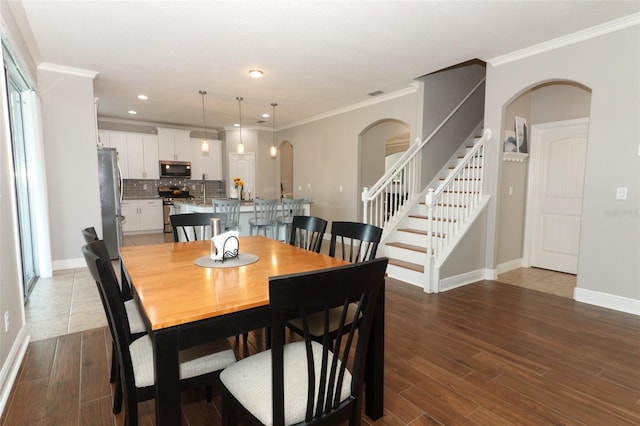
[190,138,222,180]
[158,127,191,161]
[121,199,163,233]
[99,130,159,179]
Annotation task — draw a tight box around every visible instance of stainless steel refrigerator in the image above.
[97,148,122,259]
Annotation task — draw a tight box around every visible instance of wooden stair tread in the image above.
[388,258,424,273]
[386,241,426,253]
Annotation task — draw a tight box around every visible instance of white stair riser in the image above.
[396,231,433,247]
[384,245,426,264]
[386,264,424,288]
[406,217,452,232]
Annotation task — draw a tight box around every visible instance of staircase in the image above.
[381,129,491,292]
[361,77,490,293]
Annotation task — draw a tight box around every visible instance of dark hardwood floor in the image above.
[2,278,639,425]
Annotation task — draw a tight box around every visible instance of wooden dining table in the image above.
[119,235,385,425]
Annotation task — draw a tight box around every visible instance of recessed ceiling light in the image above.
[248,69,264,79]
[262,113,270,118]
[234,123,240,127]
[128,110,137,115]
[137,94,148,100]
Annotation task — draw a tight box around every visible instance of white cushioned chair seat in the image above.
[288,303,360,337]
[130,335,236,388]
[220,340,352,426]
[124,299,146,334]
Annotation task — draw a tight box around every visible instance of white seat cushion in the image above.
[124,299,146,334]
[287,303,360,337]
[220,340,352,426]
[130,335,236,388]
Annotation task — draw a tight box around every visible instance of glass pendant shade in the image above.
[270,102,277,158]
[236,96,244,154]
[199,90,209,153]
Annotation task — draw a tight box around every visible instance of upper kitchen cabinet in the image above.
[99,130,159,179]
[190,138,222,180]
[158,127,191,161]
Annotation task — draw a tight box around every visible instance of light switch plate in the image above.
[616,187,628,200]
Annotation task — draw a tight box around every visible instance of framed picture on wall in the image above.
[503,130,517,152]
[515,116,528,153]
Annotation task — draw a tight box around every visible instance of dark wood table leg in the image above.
[365,280,385,419]
[153,328,181,425]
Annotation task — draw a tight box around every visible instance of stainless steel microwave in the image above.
[159,161,191,178]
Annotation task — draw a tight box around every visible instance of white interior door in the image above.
[228,152,255,196]
[528,118,589,274]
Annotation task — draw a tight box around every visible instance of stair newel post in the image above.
[423,188,434,292]
[362,187,369,224]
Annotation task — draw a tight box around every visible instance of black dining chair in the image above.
[329,221,383,262]
[82,243,237,426]
[80,230,146,390]
[220,257,388,426]
[287,221,384,345]
[288,215,327,253]
[81,226,99,243]
[170,212,227,242]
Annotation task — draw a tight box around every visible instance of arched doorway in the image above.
[357,119,410,219]
[496,80,591,290]
[279,140,294,198]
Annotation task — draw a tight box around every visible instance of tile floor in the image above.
[25,232,576,342]
[497,266,576,298]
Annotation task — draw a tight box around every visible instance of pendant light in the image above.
[236,96,245,154]
[270,102,278,158]
[199,90,209,153]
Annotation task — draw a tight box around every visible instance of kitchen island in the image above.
[171,199,311,240]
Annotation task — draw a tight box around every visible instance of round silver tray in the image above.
[194,253,259,268]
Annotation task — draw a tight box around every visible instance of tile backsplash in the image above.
[123,178,227,199]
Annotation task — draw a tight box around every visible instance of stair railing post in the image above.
[362,187,369,224]
[425,188,435,292]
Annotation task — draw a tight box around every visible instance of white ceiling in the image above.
[12,1,640,131]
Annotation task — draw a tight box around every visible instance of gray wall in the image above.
[419,62,486,189]
[440,208,488,279]
[485,25,640,302]
[277,93,419,226]
[38,68,101,267]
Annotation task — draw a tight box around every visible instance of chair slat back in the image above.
[81,227,99,243]
[288,215,327,253]
[269,257,388,424]
[280,198,305,223]
[212,199,240,230]
[252,199,278,225]
[82,243,141,416]
[329,221,383,263]
[170,213,227,242]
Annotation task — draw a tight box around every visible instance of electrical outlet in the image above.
[616,187,628,200]
[4,311,9,332]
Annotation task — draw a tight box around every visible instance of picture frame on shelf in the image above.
[515,116,528,153]
[503,130,517,152]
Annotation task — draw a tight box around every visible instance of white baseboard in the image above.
[52,257,86,271]
[496,258,524,275]
[440,269,487,292]
[574,288,640,316]
[0,327,30,415]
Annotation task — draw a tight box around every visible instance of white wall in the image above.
[277,93,419,226]
[38,67,101,268]
[485,25,640,306]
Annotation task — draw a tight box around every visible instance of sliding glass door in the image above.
[3,44,38,298]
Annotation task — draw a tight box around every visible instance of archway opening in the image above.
[279,140,294,197]
[496,80,591,297]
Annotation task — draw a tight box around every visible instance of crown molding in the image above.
[38,62,99,79]
[488,13,640,67]
[279,85,419,131]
